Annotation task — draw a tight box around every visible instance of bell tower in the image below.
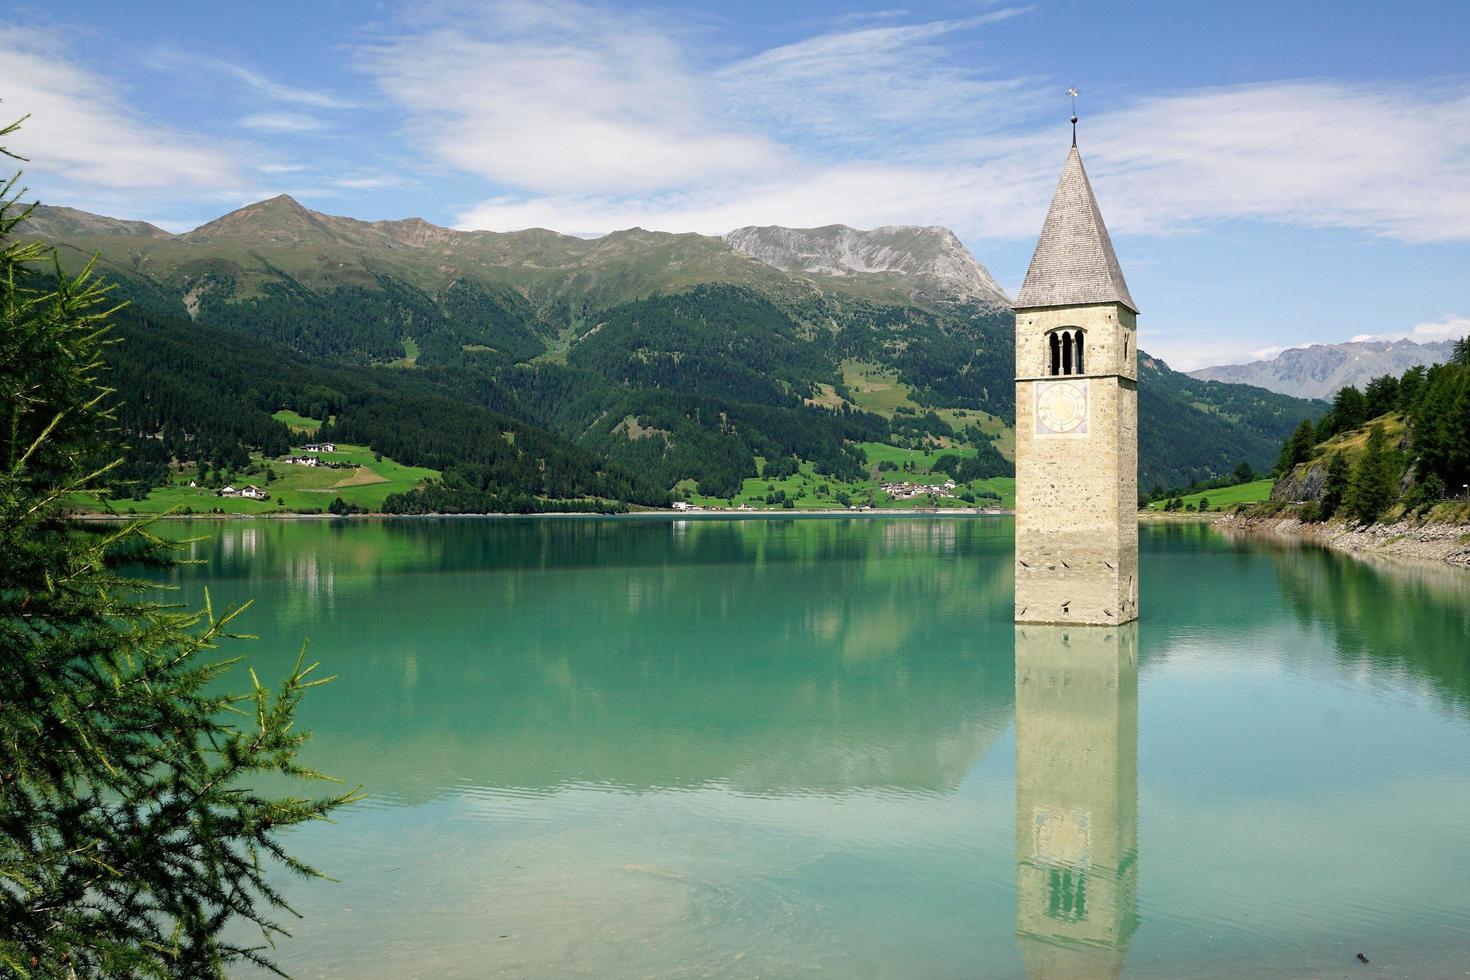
[1013,137,1138,626]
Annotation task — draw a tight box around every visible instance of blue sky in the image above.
[3,0,1468,369]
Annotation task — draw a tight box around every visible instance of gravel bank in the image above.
[1216,511,1470,568]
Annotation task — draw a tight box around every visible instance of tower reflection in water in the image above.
[1014,625,1139,980]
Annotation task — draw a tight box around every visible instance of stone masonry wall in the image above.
[1015,301,1139,626]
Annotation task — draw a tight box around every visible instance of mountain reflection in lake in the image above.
[154,517,1470,978]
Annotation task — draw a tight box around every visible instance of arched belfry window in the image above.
[1046,328,1086,376]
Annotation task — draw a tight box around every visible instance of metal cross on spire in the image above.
[1068,86,1079,146]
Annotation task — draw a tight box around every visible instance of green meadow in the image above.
[271,409,325,433]
[76,442,438,516]
[681,444,1015,512]
[1144,478,1275,511]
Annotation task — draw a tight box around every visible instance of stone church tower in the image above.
[1014,143,1138,626]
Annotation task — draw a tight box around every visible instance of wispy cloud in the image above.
[1136,332,1289,373]
[354,1,1470,247]
[0,29,244,206]
[1162,313,1469,372]
[148,49,354,109]
[1081,82,1470,243]
[357,3,785,195]
[240,112,328,133]
[1351,314,1470,343]
[714,8,1039,150]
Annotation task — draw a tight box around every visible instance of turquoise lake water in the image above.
[155,517,1470,978]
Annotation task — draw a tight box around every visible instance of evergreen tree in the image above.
[1345,423,1397,525]
[1397,365,1428,412]
[1,122,355,977]
[1326,385,1367,436]
[1320,451,1350,519]
[1363,373,1400,420]
[1411,362,1470,491]
[1274,418,1316,474]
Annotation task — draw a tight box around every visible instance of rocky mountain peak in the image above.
[1189,338,1456,399]
[725,223,1010,307]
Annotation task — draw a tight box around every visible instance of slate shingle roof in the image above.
[1015,146,1137,313]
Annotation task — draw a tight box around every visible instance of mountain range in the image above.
[22,195,1323,501]
[1189,338,1455,400]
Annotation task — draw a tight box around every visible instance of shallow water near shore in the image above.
[152,516,1470,978]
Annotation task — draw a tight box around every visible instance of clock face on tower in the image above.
[1035,380,1090,436]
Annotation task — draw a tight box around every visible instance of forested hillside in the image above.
[1138,352,1324,488]
[1265,340,1470,525]
[26,196,1326,508]
[85,277,669,511]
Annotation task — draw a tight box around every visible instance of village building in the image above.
[240,485,269,500]
[1013,131,1139,626]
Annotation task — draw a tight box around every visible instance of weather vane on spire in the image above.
[1068,86,1080,146]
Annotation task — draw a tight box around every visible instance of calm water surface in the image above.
[155,517,1470,978]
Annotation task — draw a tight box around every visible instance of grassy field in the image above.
[387,337,420,369]
[680,443,1015,512]
[271,409,324,433]
[842,361,916,416]
[840,360,1015,461]
[1144,478,1275,511]
[75,442,439,516]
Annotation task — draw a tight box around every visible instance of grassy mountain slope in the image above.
[29,197,1324,501]
[91,287,668,511]
[1138,352,1324,487]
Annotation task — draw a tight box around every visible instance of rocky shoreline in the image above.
[1215,510,1470,568]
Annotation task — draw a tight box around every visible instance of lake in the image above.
[156,516,1470,978]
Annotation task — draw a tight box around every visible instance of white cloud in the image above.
[11,0,1470,265]
[0,30,244,199]
[148,49,354,109]
[714,9,1039,151]
[1136,332,1286,373]
[1079,82,1470,243]
[358,2,1470,247]
[357,4,787,195]
[333,174,406,191]
[1351,314,1470,344]
[0,30,388,225]
[240,112,328,133]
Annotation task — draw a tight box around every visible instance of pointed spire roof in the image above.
[1015,146,1136,313]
